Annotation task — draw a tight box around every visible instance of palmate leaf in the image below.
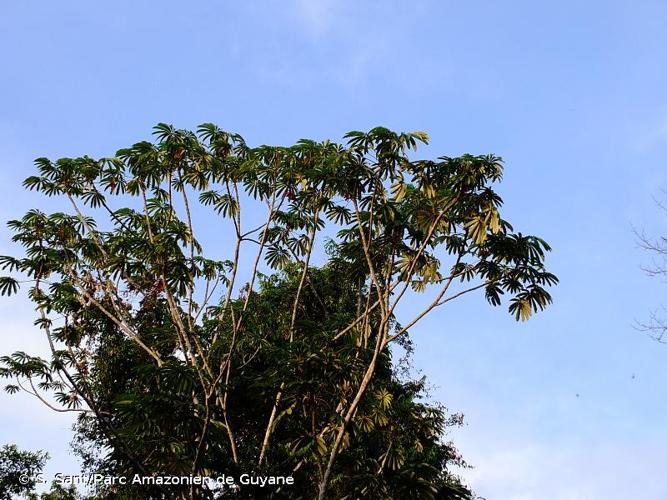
[509,296,533,321]
[391,181,407,202]
[355,415,375,432]
[379,445,405,471]
[198,189,220,206]
[4,384,20,394]
[375,388,393,410]
[411,279,428,292]
[0,255,22,272]
[54,390,82,409]
[213,193,239,218]
[265,244,291,269]
[80,189,106,208]
[286,234,310,256]
[326,204,352,224]
[23,175,45,191]
[485,282,504,306]
[0,276,19,296]
[464,216,488,245]
[408,130,430,146]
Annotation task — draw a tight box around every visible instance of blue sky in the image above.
[2,1,667,498]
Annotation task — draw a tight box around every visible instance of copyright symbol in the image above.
[19,474,30,485]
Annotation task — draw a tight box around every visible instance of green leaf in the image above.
[0,277,19,296]
[0,256,21,272]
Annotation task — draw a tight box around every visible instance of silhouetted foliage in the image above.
[0,444,48,499]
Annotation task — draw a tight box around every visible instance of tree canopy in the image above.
[1,124,556,499]
[0,444,48,499]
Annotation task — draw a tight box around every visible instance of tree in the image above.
[29,482,80,500]
[0,124,556,498]
[635,199,667,342]
[0,444,48,499]
[0,444,81,500]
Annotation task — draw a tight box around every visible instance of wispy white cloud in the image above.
[292,0,340,36]
[250,1,397,91]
